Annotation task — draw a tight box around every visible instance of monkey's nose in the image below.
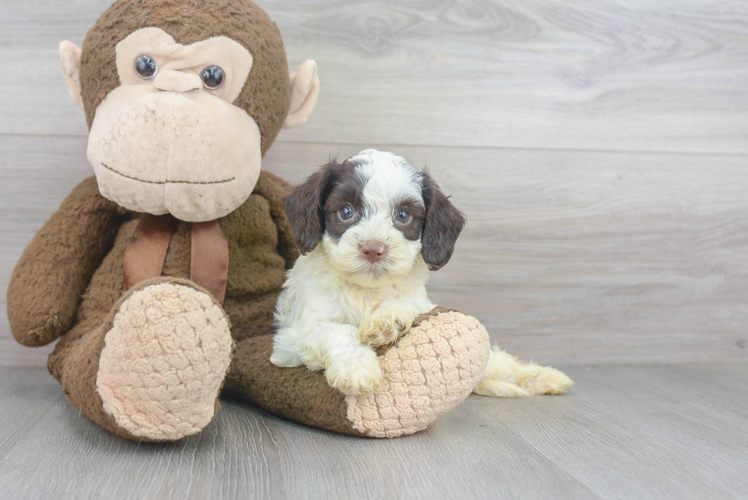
[360,241,388,263]
[153,70,202,93]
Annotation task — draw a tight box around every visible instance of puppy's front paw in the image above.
[326,350,383,396]
[358,309,416,347]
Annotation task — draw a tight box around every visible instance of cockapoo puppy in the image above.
[271,149,574,397]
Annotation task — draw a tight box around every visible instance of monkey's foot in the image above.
[96,281,233,441]
[346,309,490,437]
[225,307,490,438]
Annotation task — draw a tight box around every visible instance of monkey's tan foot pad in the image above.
[347,310,491,438]
[96,282,233,441]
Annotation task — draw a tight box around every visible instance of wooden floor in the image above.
[0,365,746,499]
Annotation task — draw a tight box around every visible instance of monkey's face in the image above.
[87,28,261,222]
[60,0,320,223]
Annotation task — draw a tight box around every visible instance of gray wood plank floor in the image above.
[0,365,745,500]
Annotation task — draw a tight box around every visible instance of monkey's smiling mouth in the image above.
[101,163,235,185]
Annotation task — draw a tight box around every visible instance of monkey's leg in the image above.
[223,307,490,438]
[48,277,233,441]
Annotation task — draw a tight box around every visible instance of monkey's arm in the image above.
[253,171,300,269]
[7,176,128,347]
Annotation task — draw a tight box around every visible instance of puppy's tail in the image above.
[472,345,574,397]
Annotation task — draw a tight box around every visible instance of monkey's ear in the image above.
[421,172,467,271]
[59,41,84,111]
[283,60,320,129]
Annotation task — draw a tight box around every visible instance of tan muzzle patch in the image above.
[88,87,262,222]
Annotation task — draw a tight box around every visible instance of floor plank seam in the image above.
[1,132,747,158]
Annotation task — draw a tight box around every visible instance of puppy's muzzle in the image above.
[360,241,388,263]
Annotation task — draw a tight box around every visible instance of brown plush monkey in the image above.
[7,0,496,441]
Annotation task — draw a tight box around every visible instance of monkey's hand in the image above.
[358,308,417,347]
[7,177,126,347]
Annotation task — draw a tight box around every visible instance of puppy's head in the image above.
[285,149,466,287]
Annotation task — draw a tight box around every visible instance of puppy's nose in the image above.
[360,241,388,263]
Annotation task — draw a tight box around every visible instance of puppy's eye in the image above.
[135,54,158,80]
[339,206,354,221]
[395,210,411,223]
[201,65,225,89]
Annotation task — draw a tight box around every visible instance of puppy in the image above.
[270,149,465,395]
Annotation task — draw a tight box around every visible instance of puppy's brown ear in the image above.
[284,163,337,255]
[421,172,466,271]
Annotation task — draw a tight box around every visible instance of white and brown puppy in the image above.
[270,149,465,395]
[272,149,575,398]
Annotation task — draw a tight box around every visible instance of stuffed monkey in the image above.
[8,0,567,442]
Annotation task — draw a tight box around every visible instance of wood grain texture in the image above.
[2,135,747,366]
[1,0,747,153]
[0,369,62,460]
[471,364,748,499]
[2,0,748,367]
[0,365,745,499]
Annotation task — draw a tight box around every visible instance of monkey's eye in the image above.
[135,54,158,80]
[339,206,354,221]
[395,209,411,223]
[201,66,225,90]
